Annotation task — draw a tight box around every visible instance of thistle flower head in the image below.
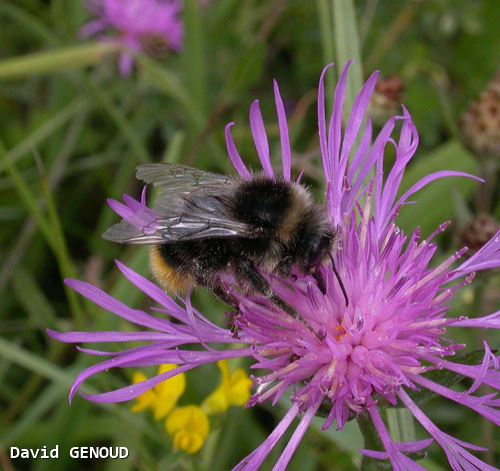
[49,63,500,470]
[81,0,183,75]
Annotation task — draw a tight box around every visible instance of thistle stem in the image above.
[357,413,389,471]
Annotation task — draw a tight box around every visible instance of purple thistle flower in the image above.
[49,63,500,470]
[81,0,183,75]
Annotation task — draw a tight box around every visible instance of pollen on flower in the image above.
[334,325,346,342]
[166,405,210,454]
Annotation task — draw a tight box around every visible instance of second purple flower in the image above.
[81,0,184,75]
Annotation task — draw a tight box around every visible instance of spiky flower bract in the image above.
[81,0,183,75]
[49,63,500,470]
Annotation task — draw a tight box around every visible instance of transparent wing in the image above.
[164,197,251,240]
[136,163,237,197]
[102,220,165,245]
[103,164,256,244]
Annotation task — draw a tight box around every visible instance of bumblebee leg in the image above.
[210,284,241,339]
[209,282,238,308]
[236,260,271,295]
[236,260,295,315]
[311,268,327,295]
[237,260,325,339]
[194,267,241,337]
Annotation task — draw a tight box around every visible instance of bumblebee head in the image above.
[302,227,348,306]
[303,231,334,273]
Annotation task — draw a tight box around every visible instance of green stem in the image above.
[357,413,390,471]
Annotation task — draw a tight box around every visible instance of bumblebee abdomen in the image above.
[149,246,195,294]
[152,236,275,294]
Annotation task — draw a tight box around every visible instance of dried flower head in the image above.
[369,75,405,124]
[460,72,500,159]
[81,0,183,75]
[50,63,500,470]
[459,214,500,254]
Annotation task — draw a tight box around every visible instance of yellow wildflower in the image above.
[131,364,186,420]
[201,360,252,415]
[130,372,156,413]
[166,405,210,454]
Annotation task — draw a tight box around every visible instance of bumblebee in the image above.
[103,163,348,309]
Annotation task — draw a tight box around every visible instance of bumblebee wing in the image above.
[102,219,165,245]
[154,191,253,240]
[103,183,256,244]
[136,163,236,196]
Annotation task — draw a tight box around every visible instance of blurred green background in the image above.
[0,0,498,470]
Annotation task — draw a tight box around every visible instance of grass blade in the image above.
[332,0,363,119]
[12,268,58,328]
[0,42,119,80]
[0,99,86,171]
[0,141,83,325]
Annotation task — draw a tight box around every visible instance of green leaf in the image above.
[0,42,119,80]
[397,140,479,237]
[313,416,363,454]
[405,349,487,406]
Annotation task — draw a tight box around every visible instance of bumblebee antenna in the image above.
[329,254,349,307]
